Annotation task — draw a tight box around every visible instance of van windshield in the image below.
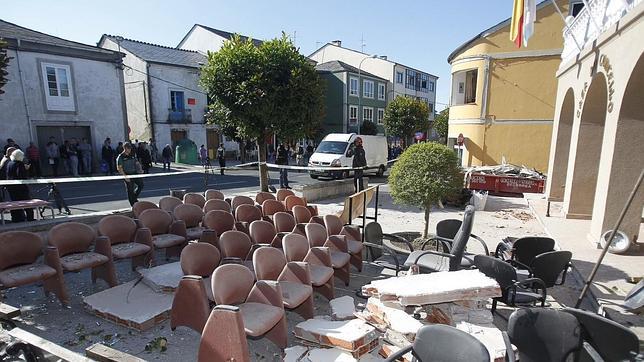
[315,141,348,154]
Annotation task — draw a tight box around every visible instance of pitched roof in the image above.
[102,35,206,68]
[315,60,386,81]
[447,0,552,63]
[182,24,264,48]
[0,19,119,60]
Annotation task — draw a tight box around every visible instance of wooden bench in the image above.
[0,199,54,224]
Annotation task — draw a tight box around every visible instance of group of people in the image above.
[0,143,35,222]
[199,143,226,175]
[101,138,171,176]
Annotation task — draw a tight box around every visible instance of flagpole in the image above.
[550,0,583,51]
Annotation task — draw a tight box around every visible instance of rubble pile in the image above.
[465,163,546,180]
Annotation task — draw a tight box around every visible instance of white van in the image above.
[308,133,388,179]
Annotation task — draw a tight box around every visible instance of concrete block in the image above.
[330,296,356,320]
[138,262,182,293]
[365,298,423,340]
[83,280,173,331]
[294,319,378,354]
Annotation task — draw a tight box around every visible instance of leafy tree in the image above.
[201,34,324,191]
[383,97,429,146]
[360,120,378,136]
[0,38,12,96]
[388,142,461,238]
[433,108,449,142]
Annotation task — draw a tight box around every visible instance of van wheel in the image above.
[310,174,318,179]
[376,165,386,177]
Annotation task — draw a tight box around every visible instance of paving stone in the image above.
[137,262,182,293]
[294,318,378,354]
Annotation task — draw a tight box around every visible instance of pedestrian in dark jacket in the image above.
[101,138,115,175]
[276,143,290,189]
[348,137,367,192]
[25,142,41,178]
[217,144,225,175]
[5,150,35,222]
[162,144,173,171]
[137,143,152,174]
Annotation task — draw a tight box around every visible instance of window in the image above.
[349,77,359,96]
[41,63,74,111]
[349,105,358,124]
[570,1,584,17]
[428,102,434,113]
[429,81,435,92]
[451,69,478,105]
[378,83,385,100]
[170,91,185,111]
[377,108,385,124]
[405,69,432,93]
[465,70,478,104]
[363,107,373,122]
[396,71,404,84]
[363,80,374,98]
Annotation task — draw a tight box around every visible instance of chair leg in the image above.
[171,277,210,333]
[350,251,363,272]
[92,261,118,287]
[131,252,152,271]
[165,244,184,260]
[334,264,350,286]
[263,315,288,350]
[315,278,335,300]
[43,273,70,307]
[291,294,315,320]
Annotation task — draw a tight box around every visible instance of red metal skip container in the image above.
[466,173,545,194]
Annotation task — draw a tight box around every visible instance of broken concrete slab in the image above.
[362,270,501,306]
[137,262,182,293]
[294,319,378,355]
[83,280,173,331]
[378,344,412,362]
[306,347,357,362]
[424,301,493,326]
[365,298,423,340]
[284,345,309,362]
[456,321,513,362]
[330,296,356,320]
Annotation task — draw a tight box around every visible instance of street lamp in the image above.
[357,54,377,133]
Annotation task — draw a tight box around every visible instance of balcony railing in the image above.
[167,108,192,123]
[562,0,642,62]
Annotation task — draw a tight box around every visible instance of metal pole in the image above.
[546,200,551,217]
[574,168,644,308]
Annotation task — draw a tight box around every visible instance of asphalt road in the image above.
[26,165,376,215]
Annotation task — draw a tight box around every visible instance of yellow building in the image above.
[447,0,571,172]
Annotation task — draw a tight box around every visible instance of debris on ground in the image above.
[494,209,534,222]
[144,336,167,353]
[465,163,545,180]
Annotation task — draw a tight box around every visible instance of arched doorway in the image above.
[592,52,644,242]
[564,73,607,219]
[547,88,575,201]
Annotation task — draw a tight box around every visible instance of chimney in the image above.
[379,55,388,60]
[331,40,342,47]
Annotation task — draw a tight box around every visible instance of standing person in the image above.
[217,143,225,175]
[149,138,158,164]
[276,143,290,189]
[60,140,70,175]
[116,142,143,206]
[137,143,152,174]
[78,138,92,175]
[0,147,16,202]
[67,138,79,176]
[162,144,173,171]
[46,137,60,177]
[5,150,35,222]
[199,144,209,167]
[305,143,314,164]
[101,138,115,175]
[296,144,304,170]
[347,137,367,193]
[115,141,124,155]
[25,142,41,178]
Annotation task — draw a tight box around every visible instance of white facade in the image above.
[178,25,229,53]
[0,29,127,174]
[308,42,438,119]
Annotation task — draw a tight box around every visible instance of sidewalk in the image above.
[526,194,644,339]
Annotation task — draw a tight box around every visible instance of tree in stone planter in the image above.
[383,96,429,147]
[200,34,324,191]
[388,142,462,238]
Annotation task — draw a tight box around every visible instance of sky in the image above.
[2,0,516,110]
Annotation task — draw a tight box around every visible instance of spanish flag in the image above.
[510,0,525,48]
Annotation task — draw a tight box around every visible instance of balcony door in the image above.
[171,91,185,111]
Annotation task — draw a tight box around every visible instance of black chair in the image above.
[495,236,555,270]
[505,308,582,362]
[473,255,546,313]
[529,250,572,287]
[564,308,640,361]
[363,222,413,276]
[384,324,490,362]
[433,218,490,268]
[404,206,476,273]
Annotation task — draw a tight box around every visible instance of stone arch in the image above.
[564,73,607,218]
[592,52,644,242]
[547,88,575,201]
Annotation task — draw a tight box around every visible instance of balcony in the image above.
[167,108,192,123]
[562,0,642,63]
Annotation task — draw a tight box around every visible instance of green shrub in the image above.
[388,142,461,237]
